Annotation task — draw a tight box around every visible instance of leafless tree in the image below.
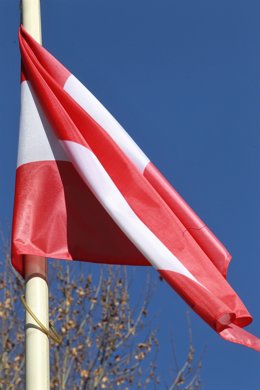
[0,247,202,389]
[0,249,25,389]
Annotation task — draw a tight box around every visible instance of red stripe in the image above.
[12,161,149,276]
[161,269,258,349]
[219,323,260,352]
[20,25,70,86]
[144,162,231,277]
[21,63,26,82]
[159,270,252,330]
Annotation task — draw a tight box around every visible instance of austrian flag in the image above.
[12,26,260,351]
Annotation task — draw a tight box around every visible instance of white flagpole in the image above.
[21,2,50,389]
[21,0,42,44]
[24,256,49,390]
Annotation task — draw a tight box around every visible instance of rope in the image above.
[20,295,62,345]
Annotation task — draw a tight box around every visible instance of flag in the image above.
[12,25,260,352]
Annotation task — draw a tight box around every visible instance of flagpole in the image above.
[21,1,50,389]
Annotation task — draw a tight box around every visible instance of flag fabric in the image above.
[12,25,260,352]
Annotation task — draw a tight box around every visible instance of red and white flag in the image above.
[12,25,260,351]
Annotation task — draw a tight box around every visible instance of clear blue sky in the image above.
[0,0,260,388]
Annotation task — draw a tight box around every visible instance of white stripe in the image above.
[61,140,202,285]
[17,81,68,167]
[64,75,150,173]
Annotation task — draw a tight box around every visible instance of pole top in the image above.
[21,0,42,44]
